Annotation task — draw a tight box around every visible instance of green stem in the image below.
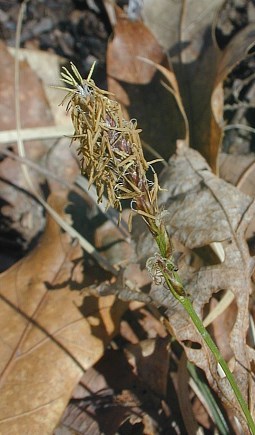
[153,229,255,432]
[163,273,255,434]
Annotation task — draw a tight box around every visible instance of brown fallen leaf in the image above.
[131,145,255,429]
[217,152,255,369]
[56,344,173,434]
[0,41,83,266]
[94,210,133,268]
[142,0,255,171]
[177,354,200,435]
[219,152,255,268]
[0,194,126,434]
[125,336,170,397]
[0,41,54,131]
[108,1,255,171]
[0,40,57,251]
[107,6,165,85]
[220,152,255,198]
[106,7,185,160]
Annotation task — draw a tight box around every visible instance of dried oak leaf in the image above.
[107,6,165,85]
[0,194,125,434]
[142,0,255,170]
[56,347,166,435]
[107,1,255,170]
[106,6,183,161]
[132,146,255,427]
[0,41,53,131]
[0,41,55,250]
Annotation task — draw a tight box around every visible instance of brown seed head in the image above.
[60,63,161,233]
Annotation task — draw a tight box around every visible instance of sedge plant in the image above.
[58,62,255,434]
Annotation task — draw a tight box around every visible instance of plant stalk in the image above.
[161,268,255,434]
[59,63,255,434]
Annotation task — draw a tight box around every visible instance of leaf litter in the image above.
[108,0,255,172]
[132,144,255,428]
[0,194,126,434]
[1,0,255,433]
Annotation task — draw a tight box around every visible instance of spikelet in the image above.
[60,63,162,233]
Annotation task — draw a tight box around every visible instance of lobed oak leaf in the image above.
[142,0,255,171]
[107,1,255,171]
[0,194,126,434]
[132,146,255,429]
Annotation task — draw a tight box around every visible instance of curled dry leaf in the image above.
[125,336,170,397]
[0,41,59,251]
[0,194,126,434]
[132,146,255,426]
[177,354,199,435]
[220,152,255,198]
[106,6,185,160]
[107,6,165,85]
[56,347,164,434]
[109,1,255,171]
[142,0,255,171]
[0,41,54,131]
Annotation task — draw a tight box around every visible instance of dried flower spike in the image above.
[60,63,167,244]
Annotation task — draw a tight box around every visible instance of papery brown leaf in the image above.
[220,152,255,198]
[0,41,54,131]
[132,146,255,429]
[107,6,165,85]
[0,41,58,251]
[0,194,125,434]
[56,345,171,434]
[178,354,199,435]
[125,337,170,397]
[144,61,189,144]
[94,210,133,268]
[219,153,255,263]
[209,296,237,362]
[106,1,255,170]
[107,7,185,160]
[142,0,255,171]
[217,153,255,365]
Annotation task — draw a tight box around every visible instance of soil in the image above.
[0,0,116,84]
